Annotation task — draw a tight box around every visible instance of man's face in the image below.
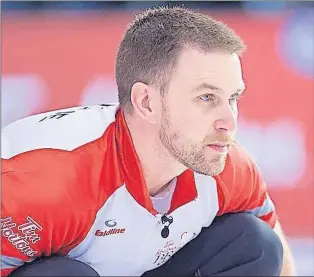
[158,49,245,176]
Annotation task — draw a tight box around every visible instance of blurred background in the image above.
[1,1,314,275]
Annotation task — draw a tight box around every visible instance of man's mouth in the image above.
[207,143,230,153]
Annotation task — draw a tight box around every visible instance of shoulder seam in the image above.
[2,170,24,175]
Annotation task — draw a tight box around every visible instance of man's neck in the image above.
[124,114,186,196]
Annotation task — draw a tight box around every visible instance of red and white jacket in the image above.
[1,104,277,276]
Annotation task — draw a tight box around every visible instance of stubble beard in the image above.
[158,105,228,177]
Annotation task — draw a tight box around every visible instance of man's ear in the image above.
[130,82,157,124]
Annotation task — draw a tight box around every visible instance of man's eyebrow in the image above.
[193,83,220,92]
[236,86,246,93]
[193,82,246,93]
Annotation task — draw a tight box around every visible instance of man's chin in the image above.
[189,158,227,177]
[203,155,227,176]
[208,163,225,176]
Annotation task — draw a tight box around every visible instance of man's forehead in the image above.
[175,50,242,78]
[177,48,241,66]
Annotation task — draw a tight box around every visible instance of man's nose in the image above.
[213,106,237,132]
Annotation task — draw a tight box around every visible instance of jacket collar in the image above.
[114,109,198,216]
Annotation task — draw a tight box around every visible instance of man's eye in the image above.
[199,94,216,102]
[229,93,243,103]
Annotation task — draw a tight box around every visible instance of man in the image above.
[1,6,295,276]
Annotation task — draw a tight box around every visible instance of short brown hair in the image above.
[115,6,246,112]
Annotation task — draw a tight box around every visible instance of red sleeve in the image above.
[214,142,277,228]
[1,149,97,276]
